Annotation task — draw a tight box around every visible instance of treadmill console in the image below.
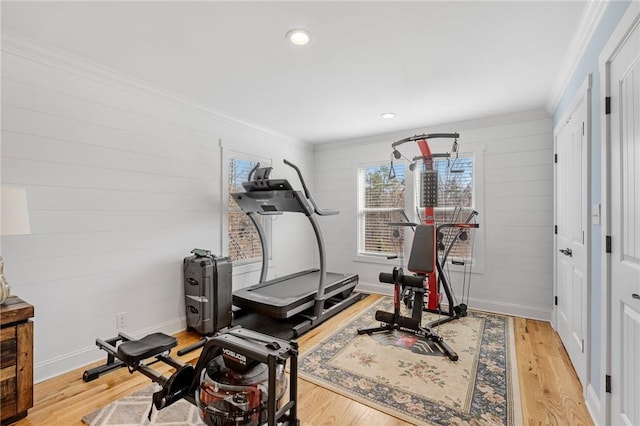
[233,166,313,215]
[241,167,294,192]
[254,166,271,180]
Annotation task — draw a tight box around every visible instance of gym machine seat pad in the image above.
[117,332,177,365]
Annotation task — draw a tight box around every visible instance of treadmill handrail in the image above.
[247,162,260,181]
[248,212,269,283]
[283,159,338,216]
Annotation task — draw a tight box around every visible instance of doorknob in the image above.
[633,293,640,300]
[559,248,573,257]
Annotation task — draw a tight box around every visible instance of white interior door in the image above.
[608,16,640,426]
[554,87,589,386]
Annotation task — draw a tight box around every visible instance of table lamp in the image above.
[1,185,31,304]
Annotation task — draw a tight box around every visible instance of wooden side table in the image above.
[0,296,34,425]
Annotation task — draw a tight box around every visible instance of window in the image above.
[416,153,477,262]
[357,162,406,257]
[356,145,483,272]
[227,155,270,264]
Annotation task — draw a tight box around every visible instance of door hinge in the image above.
[606,375,612,393]
[554,153,558,163]
[605,97,611,115]
[582,122,585,136]
[554,225,558,235]
[606,236,612,253]
[554,296,558,306]
[581,339,584,353]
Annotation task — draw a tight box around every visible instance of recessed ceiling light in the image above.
[381,112,396,119]
[286,29,311,46]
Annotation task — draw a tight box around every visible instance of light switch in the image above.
[592,203,601,225]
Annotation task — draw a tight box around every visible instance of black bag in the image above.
[183,249,232,335]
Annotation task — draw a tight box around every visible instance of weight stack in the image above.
[183,250,233,335]
[421,170,438,207]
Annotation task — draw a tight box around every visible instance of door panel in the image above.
[554,90,588,385]
[609,17,640,426]
[570,268,584,351]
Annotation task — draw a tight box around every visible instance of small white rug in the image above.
[82,385,204,426]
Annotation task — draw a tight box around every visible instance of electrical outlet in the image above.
[116,312,127,329]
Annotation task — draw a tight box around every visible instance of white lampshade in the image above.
[1,186,31,236]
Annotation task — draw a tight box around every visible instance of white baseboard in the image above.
[356,282,393,296]
[37,281,552,382]
[585,384,601,426]
[34,318,187,384]
[356,282,552,321]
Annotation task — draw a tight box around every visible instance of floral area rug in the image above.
[298,297,522,426]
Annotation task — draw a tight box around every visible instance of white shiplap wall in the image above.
[0,34,314,382]
[314,110,554,320]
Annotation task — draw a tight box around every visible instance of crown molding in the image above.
[314,108,550,152]
[546,0,609,113]
[1,30,307,148]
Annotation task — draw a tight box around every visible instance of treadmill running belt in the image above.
[248,271,343,298]
[233,269,358,319]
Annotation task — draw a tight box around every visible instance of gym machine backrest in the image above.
[394,223,439,333]
[407,224,436,275]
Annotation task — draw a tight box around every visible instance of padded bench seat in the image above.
[117,332,177,365]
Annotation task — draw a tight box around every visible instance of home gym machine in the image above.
[231,159,363,337]
[358,133,479,361]
[83,326,300,425]
[358,222,460,360]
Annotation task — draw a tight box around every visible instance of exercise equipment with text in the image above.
[84,326,300,426]
[358,133,479,361]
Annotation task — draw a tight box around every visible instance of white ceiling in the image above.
[1,1,589,143]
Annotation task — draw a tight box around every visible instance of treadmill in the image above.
[231,159,362,337]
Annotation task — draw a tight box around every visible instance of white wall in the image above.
[314,110,554,320]
[0,34,314,382]
[0,32,555,384]
[551,3,633,418]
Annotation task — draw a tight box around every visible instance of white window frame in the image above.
[414,150,484,273]
[356,160,407,263]
[354,144,484,274]
[221,146,272,274]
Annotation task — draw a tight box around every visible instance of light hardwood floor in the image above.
[13,294,593,425]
